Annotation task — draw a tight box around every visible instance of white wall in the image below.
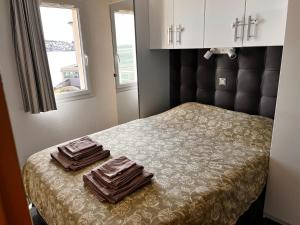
[264,1,300,224]
[134,0,170,118]
[0,0,118,166]
[116,88,139,124]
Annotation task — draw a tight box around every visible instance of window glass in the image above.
[40,6,87,95]
[114,12,137,86]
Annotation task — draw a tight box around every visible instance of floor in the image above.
[260,218,282,225]
[30,207,47,225]
[30,207,281,225]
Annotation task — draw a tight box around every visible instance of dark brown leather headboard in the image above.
[170,47,283,118]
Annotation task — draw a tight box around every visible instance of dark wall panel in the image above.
[170,47,283,119]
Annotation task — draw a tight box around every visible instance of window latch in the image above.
[84,54,89,66]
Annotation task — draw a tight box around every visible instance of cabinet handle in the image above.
[232,18,244,42]
[176,25,184,45]
[168,25,173,45]
[247,16,258,41]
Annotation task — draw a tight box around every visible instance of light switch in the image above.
[219,77,226,86]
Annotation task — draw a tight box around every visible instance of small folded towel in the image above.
[51,136,109,171]
[92,164,144,189]
[83,171,153,203]
[65,136,97,153]
[58,145,103,161]
[96,156,136,179]
[51,150,110,171]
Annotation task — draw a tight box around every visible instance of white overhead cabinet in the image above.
[204,0,288,48]
[149,0,173,49]
[149,0,288,49]
[173,0,205,49]
[149,0,205,49]
[204,0,246,48]
[243,0,288,47]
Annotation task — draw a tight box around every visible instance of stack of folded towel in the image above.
[83,156,153,203]
[51,137,110,171]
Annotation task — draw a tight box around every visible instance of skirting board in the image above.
[264,213,291,225]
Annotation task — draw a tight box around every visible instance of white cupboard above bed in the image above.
[149,0,173,49]
[204,0,246,48]
[149,0,288,49]
[205,0,288,48]
[149,0,205,49]
[174,0,205,49]
[243,0,288,47]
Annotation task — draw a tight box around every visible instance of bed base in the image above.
[30,188,266,225]
[236,187,266,225]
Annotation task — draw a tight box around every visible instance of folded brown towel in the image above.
[83,171,153,203]
[51,150,110,171]
[96,156,136,179]
[92,164,144,189]
[65,137,97,153]
[58,145,103,161]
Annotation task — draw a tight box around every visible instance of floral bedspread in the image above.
[23,103,273,225]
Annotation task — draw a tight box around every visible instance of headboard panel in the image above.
[170,47,283,118]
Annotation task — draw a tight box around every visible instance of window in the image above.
[40,5,88,97]
[111,10,137,89]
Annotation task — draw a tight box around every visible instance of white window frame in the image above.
[110,4,138,93]
[40,2,92,103]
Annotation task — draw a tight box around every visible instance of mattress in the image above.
[23,103,273,225]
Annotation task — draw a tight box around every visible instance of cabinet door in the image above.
[173,0,205,49]
[204,0,246,48]
[149,0,174,49]
[243,0,288,46]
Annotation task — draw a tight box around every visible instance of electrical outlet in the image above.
[219,78,226,86]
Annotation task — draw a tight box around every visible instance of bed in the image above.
[23,103,273,225]
[23,46,282,225]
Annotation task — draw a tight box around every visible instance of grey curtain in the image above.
[10,0,57,114]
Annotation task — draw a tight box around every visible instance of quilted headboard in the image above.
[170,47,283,118]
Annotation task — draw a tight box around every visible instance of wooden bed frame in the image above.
[0,75,32,225]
